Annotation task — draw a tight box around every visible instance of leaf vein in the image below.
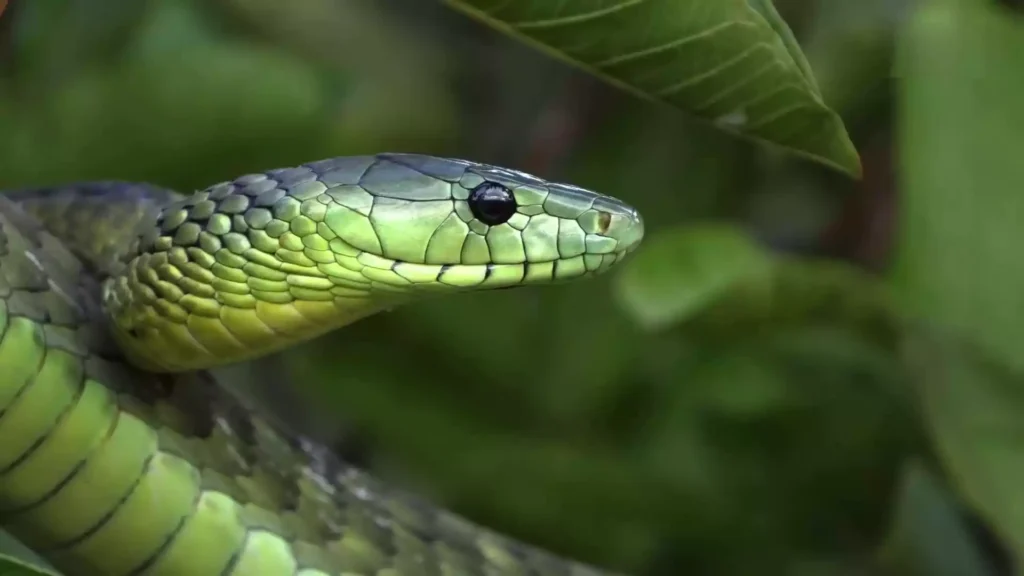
[655,42,762,97]
[595,20,738,68]
[693,58,782,113]
[744,100,807,132]
[512,0,644,30]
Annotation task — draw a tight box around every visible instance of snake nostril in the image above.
[597,211,612,234]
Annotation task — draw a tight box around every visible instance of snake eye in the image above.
[468,182,517,225]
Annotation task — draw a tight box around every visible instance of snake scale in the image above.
[0,153,644,576]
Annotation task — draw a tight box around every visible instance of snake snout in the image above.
[617,207,644,253]
[586,196,644,259]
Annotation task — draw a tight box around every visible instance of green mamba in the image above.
[0,154,643,576]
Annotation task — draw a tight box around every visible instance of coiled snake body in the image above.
[0,154,644,576]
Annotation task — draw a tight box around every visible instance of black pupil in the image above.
[468,183,517,225]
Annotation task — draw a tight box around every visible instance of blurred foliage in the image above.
[895,0,1024,569]
[878,461,997,576]
[0,0,1020,575]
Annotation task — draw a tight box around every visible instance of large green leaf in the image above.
[893,0,1024,564]
[443,0,860,176]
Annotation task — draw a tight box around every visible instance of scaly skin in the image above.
[0,154,643,576]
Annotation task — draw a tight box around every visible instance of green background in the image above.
[0,0,1020,575]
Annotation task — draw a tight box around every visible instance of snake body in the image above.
[0,154,643,576]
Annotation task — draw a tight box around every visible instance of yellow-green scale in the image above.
[0,203,384,576]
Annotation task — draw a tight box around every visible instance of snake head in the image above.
[314,153,645,293]
[106,154,644,371]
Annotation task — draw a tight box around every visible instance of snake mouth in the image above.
[404,247,636,290]
[317,250,632,297]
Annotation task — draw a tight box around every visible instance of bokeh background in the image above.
[0,0,1017,575]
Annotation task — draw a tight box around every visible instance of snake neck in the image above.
[101,242,411,373]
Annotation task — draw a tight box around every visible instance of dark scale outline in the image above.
[217,529,249,576]
[424,209,471,266]
[0,354,88,476]
[45,452,157,551]
[122,486,203,576]
[0,386,120,516]
[0,320,48,421]
[4,449,92,516]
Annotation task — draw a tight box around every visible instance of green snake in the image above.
[0,153,644,576]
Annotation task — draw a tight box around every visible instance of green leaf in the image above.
[0,532,59,576]
[442,0,861,176]
[877,460,996,576]
[892,0,1024,374]
[745,0,819,93]
[613,224,773,331]
[903,328,1024,568]
[0,558,55,576]
[614,224,898,339]
[893,0,1024,563]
